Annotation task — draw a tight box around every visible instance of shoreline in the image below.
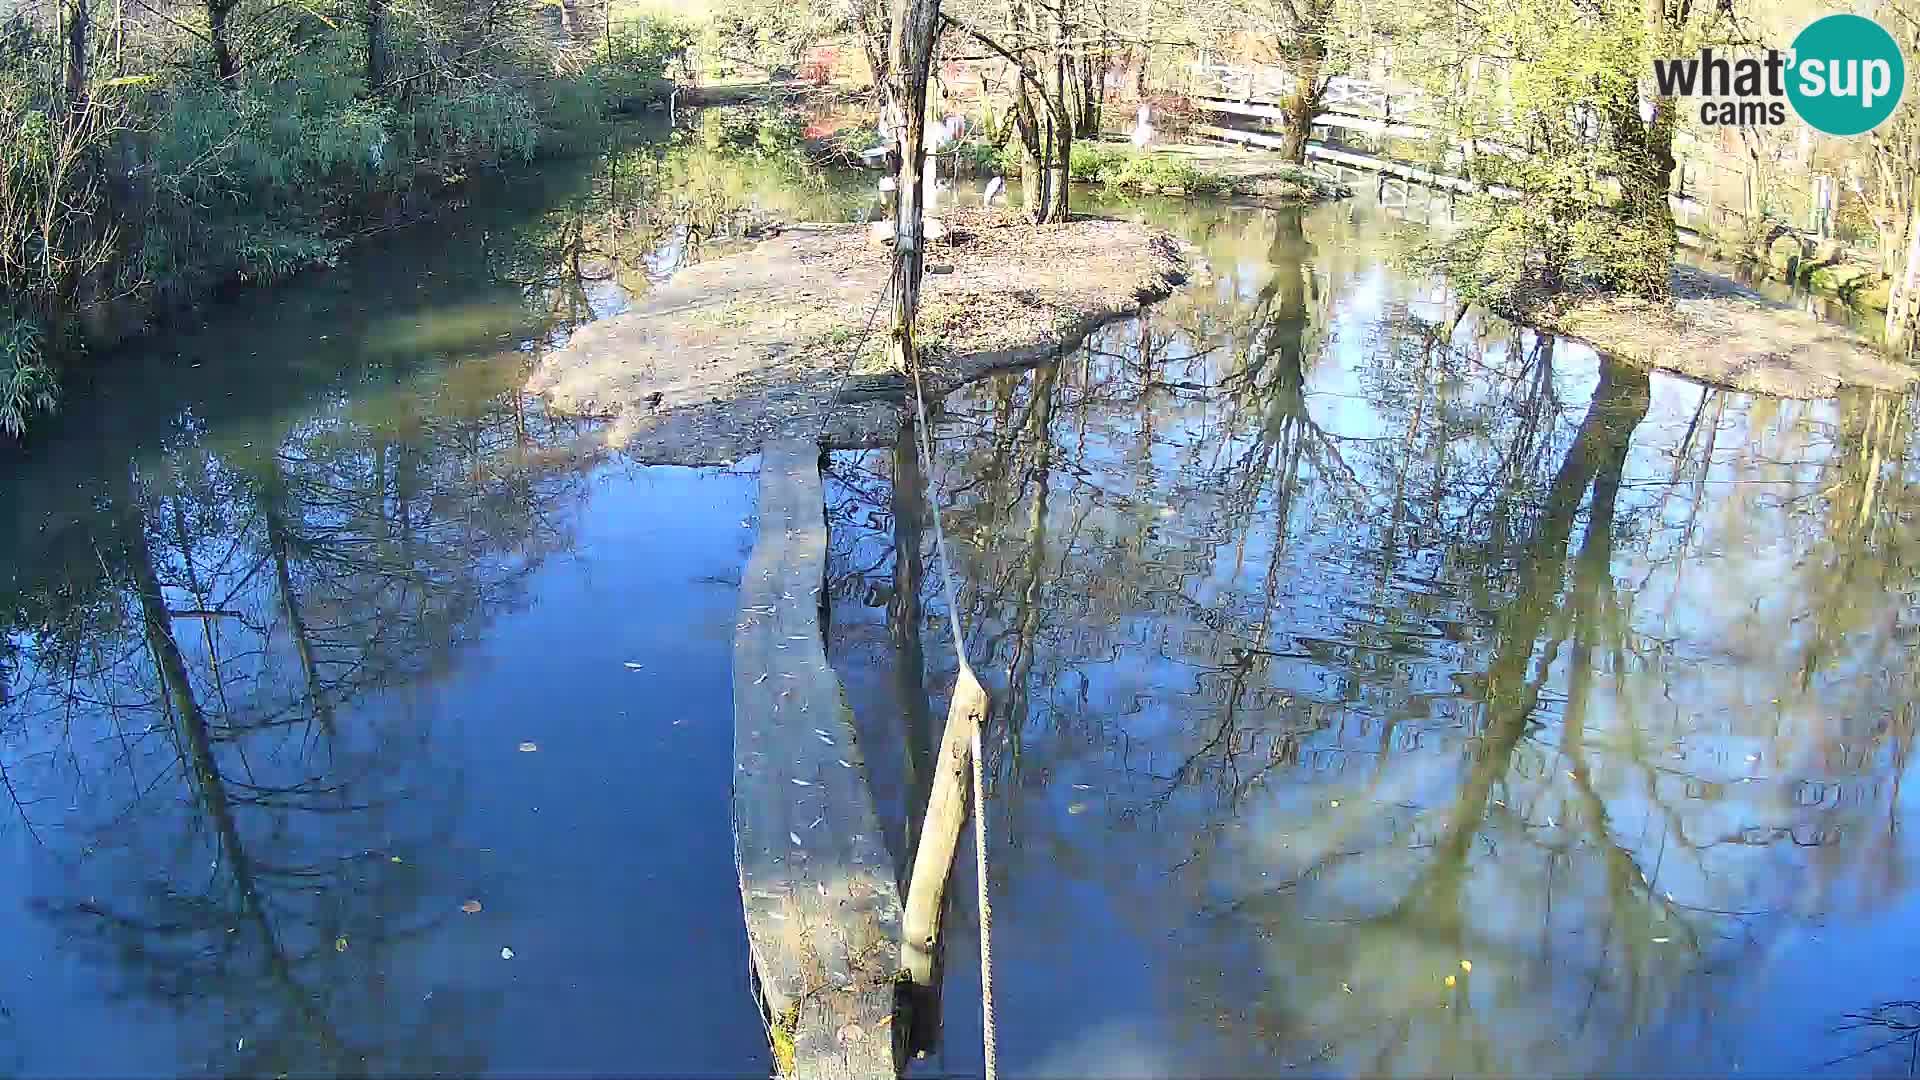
[1529,266,1915,399]
[525,208,1191,464]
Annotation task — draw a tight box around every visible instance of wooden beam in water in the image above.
[734,438,904,1080]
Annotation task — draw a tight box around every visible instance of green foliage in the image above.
[1069,143,1129,181]
[704,0,844,78]
[703,107,808,165]
[404,86,540,170]
[1061,144,1231,194]
[1099,153,1231,194]
[0,320,56,438]
[951,138,1012,176]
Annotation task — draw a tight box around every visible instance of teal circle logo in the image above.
[1787,14,1905,136]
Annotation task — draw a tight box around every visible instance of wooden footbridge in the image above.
[732,438,987,1079]
[1186,60,1751,248]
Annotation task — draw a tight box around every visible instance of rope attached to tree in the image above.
[905,333,997,1080]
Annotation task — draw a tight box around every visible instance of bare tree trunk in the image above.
[1041,12,1070,222]
[1889,201,1920,355]
[1013,75,1045,213]
[1278,18,1326,164]
[64,0,88,110]
[207,0,237,81]
[884,0,941,374]
[366,0,392,93]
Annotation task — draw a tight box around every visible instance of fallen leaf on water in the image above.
[791,779,812,787]
[1068,802,1088,815]
[461,900,483,914]
[518,742,538,753]
[335,937,349,953]
[1460,960,1472,973]
[500,947,515,960]
[624,662,644,670]
[1342,983,1352,994]
[1444,974,1456,988]
[790,831,803,845]
[1652,936,1671,944]
[1330,800,1340,808]
[390,856,403,864]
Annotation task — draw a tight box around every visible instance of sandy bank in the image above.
[526,208,1188,464]
[1535,266,1916,399]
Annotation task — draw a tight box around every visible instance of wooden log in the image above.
[734,438,904,1080]
[900,664,990,987]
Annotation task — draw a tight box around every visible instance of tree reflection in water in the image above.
[2,355,596,1074]
[822,202,1920,1076]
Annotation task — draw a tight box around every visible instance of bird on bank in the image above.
[983,176,1005,205]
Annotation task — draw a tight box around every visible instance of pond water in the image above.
[5,117,1920,1077]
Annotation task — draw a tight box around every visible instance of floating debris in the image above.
[624,662,645,670]
[792,779,812,787]
[809,816,824,829]
[1459,960,1472,973]
[501,947,515,960]
[518,741,538,753]
[838,759,852,768]
[754,673,769,684]
[335,937,349,953]
[461,900,483,914]
[1444,974,1456,988]
[1652,936,1671,944]
[790,831,803,845]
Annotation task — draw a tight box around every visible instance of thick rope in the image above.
[969,722,998,1080]
[904,315,997,1080]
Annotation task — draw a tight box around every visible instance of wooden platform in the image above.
[733,438,905,1079]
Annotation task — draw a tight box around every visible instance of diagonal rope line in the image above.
[905,336,997,1080]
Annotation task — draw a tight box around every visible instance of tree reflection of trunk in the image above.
[1384,357,1651,1064]
[891,417,932,863]
[890,415,944,1058]
[266,490,335,736]
[117,473,356,1067]
[1004,363,1058,762]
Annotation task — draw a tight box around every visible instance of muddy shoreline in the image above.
[526,208,1190,464]
[1530,266,1915,400]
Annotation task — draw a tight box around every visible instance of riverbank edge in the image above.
[1522,265,1916,400]
[63,86,684,372]
[525,209,1192,465]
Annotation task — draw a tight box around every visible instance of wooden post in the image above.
[885,0,941,374]
[900,664,989,987]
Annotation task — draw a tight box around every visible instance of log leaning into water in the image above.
[733,439,904,1079]
[900,656,990,987]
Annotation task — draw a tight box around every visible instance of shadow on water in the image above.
[824,196,1920,1078]
[6,118,1920,1077]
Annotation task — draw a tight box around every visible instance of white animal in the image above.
[1130,103,1154,148]
[983,176,1006,205]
